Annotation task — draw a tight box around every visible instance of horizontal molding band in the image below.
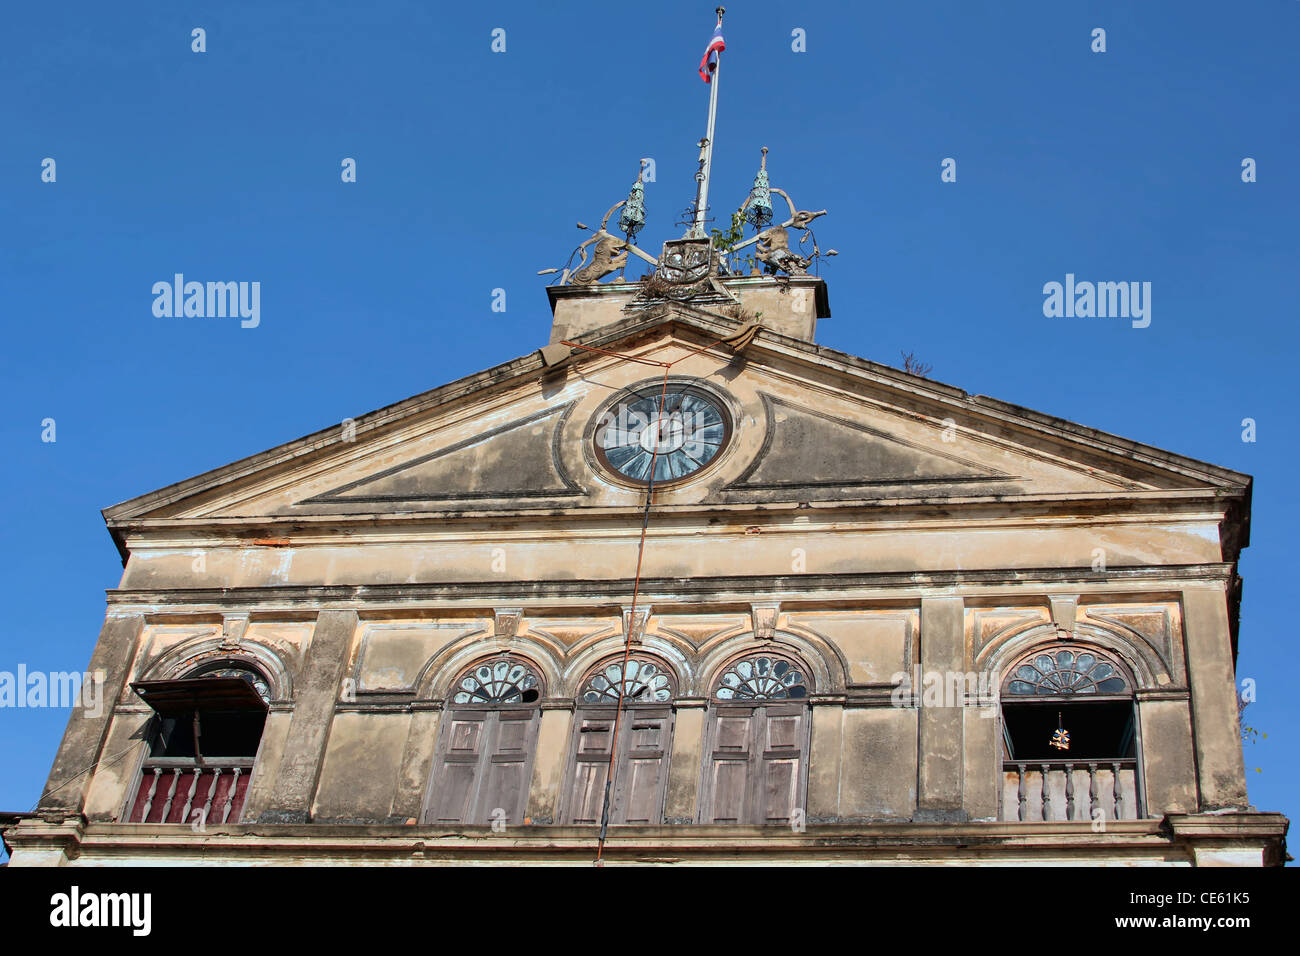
[105,564,1235,610]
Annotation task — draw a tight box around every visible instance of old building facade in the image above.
[4,265,1286,865]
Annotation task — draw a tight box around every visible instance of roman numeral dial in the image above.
[594,384,732,486]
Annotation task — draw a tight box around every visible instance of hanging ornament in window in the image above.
[1050,712,1070,751]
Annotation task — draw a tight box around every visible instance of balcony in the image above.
[123,758,254,825]
[1001,758,1140,822]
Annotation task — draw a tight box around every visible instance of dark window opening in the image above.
[151,709,266,759]
[1002,700,1135,762]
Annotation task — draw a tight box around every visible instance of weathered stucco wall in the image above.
[46,588,1230,836]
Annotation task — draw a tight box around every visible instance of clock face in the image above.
[594,384,731,486]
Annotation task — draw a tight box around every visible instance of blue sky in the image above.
[2,1,1296,851]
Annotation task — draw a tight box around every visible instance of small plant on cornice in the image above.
[710,210,745,252]
[901,351,934,377]
[638,273,676,299]
[1238,691,1266,774]
[723,302,754,323]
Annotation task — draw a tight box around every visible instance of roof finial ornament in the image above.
[745,146,773,231]
[537,163,657,285]
[727,148,833,276]
[540,9,837,289]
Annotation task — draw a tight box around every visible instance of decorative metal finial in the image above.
[618,162,647,242]
[745,146,773,230]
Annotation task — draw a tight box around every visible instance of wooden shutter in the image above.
[613,707,672,824]
[756,703,808,825]
[563,706,673,825]
[478,708,540,824]
[566,712,615,824]
[701,706,758,824]
[700,704,809,824]
[424,712,489,824]
[423,709,539,825]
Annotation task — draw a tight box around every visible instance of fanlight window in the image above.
[579,657,674,704]
[451,657,542,705]
[1005,647,1129,697]
[714,654,809,700]
[192,664,272,703]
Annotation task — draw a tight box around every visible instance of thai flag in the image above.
[699,20,725,83]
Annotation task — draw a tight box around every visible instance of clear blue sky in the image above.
[2,1,1296,852]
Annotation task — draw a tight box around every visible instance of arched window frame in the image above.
[699,650,813,825]
[123,658,270,825]
[711,652,811,701]
[1001,644,1134,701]
[577,654,677,706]
[997,642,1143,823]
[423,654,545,826]
[561,654,679,826]
[447,654,544,707]
[185,660,273,704]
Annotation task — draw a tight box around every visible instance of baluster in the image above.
[1040,763,1051,820]
[1016,763,1027,821]
[140,767,162,822]
[181,767,200,822]
[202,769,221,826]
[1064,762,1075,821]
[222,768,243,823]
[158,768,182,822]
[1111,762,1123,820]
[1088,762,1100,823]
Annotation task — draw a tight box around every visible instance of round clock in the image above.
[593,383,732,486]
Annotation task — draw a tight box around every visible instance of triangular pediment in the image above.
[303,404,582,506]
[103,309,1248,532]
[727,393,1009,492]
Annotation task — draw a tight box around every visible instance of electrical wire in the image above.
[561,326,741,865]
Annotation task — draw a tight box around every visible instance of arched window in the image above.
[579,657,674,705]
[700,652,812,825]
[563,656,676,825]
[1005,647,1129,697]
[450,657,541,705]
[423,655,543,826]
[999,644,1141,822]
[715,654,809,701]
[124,660,270,825]
[191,662,272,704]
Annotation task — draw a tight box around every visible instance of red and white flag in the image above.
[699,19,726,83]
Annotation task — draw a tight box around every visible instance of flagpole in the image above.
[690,7,724,239]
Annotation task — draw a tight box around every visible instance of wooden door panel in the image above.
[564,707,672,825]
[577,717,615,754]
[714,715,752,752]
[494,710,534,754]
[620,756,665,823]
[707,759,750,823]
[765,714,802,751]
[568,761,609,824]
[759,756,800,823]
[701,705,809,825]
[473,710,539,823]
[479,756,529,824]
[424,709,539,825]
[612,711,671,824]
[423,711,489,824]
[446,717,484,754]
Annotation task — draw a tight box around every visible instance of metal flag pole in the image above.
[690,7,725,239]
